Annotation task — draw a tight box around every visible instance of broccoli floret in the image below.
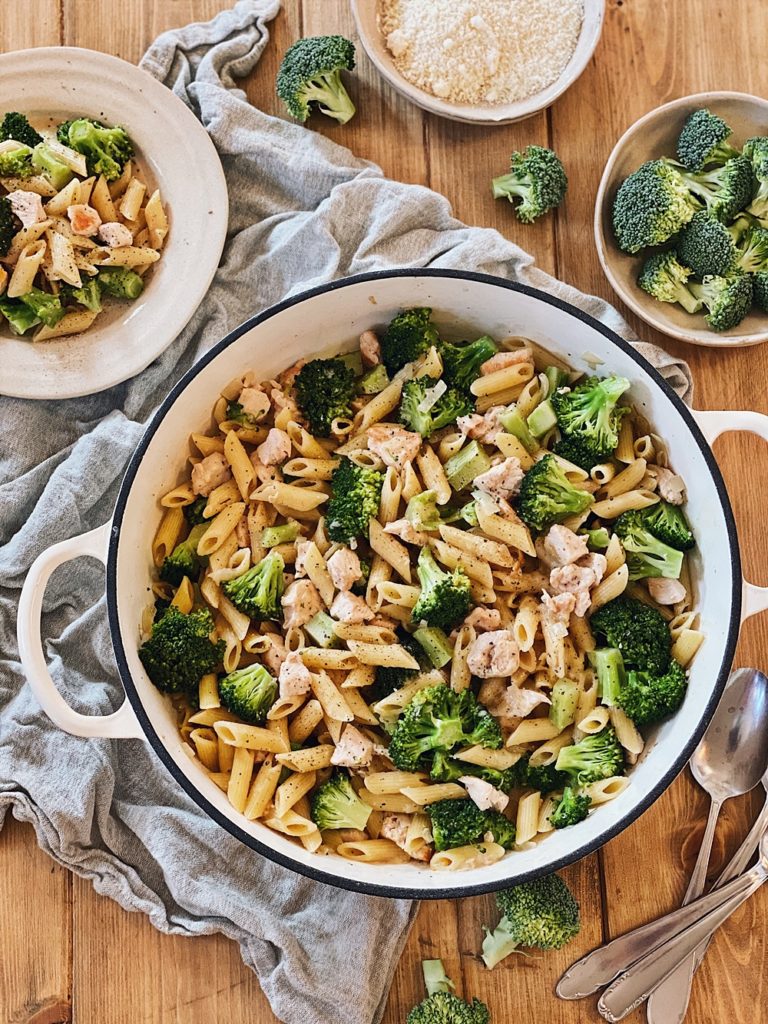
[492,145,568,223]
[689,272,753,332]
[733,226,768,274]
[405,489,442,532]
[0,141,33,178]
[0,112,42,148]
[326,457,384,544]
[481,874,580,969]
[310,770,372,831]
[676,211,736,278]
[426,798,514,851]
[276,35,356,124]
[183,496,209,527]
[551,435,600,472]
[555,726,624,785]
[138,606,224,695]
[0,295,41,334]
[158,523,207,587]
[380,307,440,374]
[551,375,630,460]
[18,287,66,329]
[225,400,263,428]
[676,109,741,171]
[614,509,684,581]
[516,454,595,532]
[97,267,144,300]
[549,786,592,829]
[294,357,356,436]
[628,501,694,551]
[407,960,490,1024]
[60,118,133,181]
[388,685,501,772]
[617,659,688,726]
[30,143,74,190]
[219,663,277,724]
[612,160,698,253]
[744,136,768,219]
[637,251,701,314]
[220,550,285,621]
[439,335,498,391]
[372,629,431,701]
[62,279,102,312]
[429,749,518,794]
[679,156,754,223]
[358,363,389,395]
[410,546,472,630]
[399,377,473,437]
[0,196,18,257]
[521,757,571,794]
[590,595,671,675]
[754,271,768,313]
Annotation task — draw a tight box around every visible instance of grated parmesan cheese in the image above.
[380,0,584,106]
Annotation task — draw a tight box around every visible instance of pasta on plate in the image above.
[140,307,703,870]
[0,111,167,341]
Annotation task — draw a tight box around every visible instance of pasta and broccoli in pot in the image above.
[140,306,703,871]
[0,111,167,341]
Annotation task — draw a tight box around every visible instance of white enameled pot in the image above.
[17,271,768,898]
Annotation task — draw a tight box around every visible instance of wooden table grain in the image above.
[2,1,767,1021]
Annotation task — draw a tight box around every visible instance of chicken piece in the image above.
[367,424,422,469]
[359,330,381,367]
[281,579,323,629]
[475,457,524,502]
[330,591,375,624]
[549,558,605,618]
[456,406,504,442]
[327,547,362,592]
[466,630,520,678]
[270,387,300,420]
[493,683,551,720]
[98,221,133,247]
[383,518,431,546]
[249,456,280,484]
[460,775,509,813]
[480,347,534,375]
[542,524,590,567]
[256,427,291,466]
[277,359,305,389]
[330,724,373,768]
[67,203,102,237]
[654,466,686,506]
[278,650,313,698]
[540,591,576,637]
[191,451,231,496]
[238,386,271,423]
[6,189,45,229]
[463,606,502,633]
[262,634,288,675]
[380,814,433,862]
[294,539,313,577]
[647,577,687,606]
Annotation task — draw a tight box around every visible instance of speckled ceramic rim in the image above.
[105,269,739,900]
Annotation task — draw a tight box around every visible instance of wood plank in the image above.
[0,0,59,51]
[0,817,72,1024]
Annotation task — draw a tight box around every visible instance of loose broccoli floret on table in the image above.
[551,374,630,461]
[626,500,695,551]
[0,112,43,148]
[492,145,568,223]
[614,509,685,581]
[380,306,440,374]
[407,959,490,1024]
[219,662,277,724]
[410,546,472,630]
[59,117,134,181]
[221,550,285,621]
[612,160,698,253]
[0,141,33,178]
[325,457,384,544]
[399,377,473,437]
[311,770,373,831]
[676,108,741,171]
[159,522,208,587]
[276,35,356,124]
[481,873,581,969]
[555,726,624,785]
[389,685,501,772]
[516,454,594,532]
[294,356,356,436]
[679,156,754,223]
[97,267,144,300]
[637,251,701,314]
[426,798,515,852]
[617,659,688,726]
[138,606,224,696]
[743,136,768,219]
[590,595,672,675]
[439,335,498,391]
[689,272,753,332]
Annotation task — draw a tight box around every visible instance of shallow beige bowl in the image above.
[350,0,605,125]
[595,92,768,348]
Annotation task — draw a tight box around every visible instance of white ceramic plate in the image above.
[351,0,605,125]
[0,47,228,400]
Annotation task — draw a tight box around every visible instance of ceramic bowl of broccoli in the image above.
[595,91,768,347]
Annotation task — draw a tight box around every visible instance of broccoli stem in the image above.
[261,521,301,548]
[422,959,454,996]
[549,679,580,730]
[591,648,626,706]
[499,407,538,452]
[413,626,454,669]
[303,71,355,124]
[444,440,491,492]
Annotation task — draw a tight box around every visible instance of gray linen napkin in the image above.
[0,4,692,1023]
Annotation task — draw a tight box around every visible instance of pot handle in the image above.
[17,521,145,740]
[693,409,768,622]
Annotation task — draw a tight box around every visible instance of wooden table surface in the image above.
[2,1,767,1021]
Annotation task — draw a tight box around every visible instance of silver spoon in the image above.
[556,667,768,1001]
[597,826,768,1021]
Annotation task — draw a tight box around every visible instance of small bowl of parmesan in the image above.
[350,0,604,125]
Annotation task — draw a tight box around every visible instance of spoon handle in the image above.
[597,863,767,1022]
[647,791,768,1024]
[684,798,722,903]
